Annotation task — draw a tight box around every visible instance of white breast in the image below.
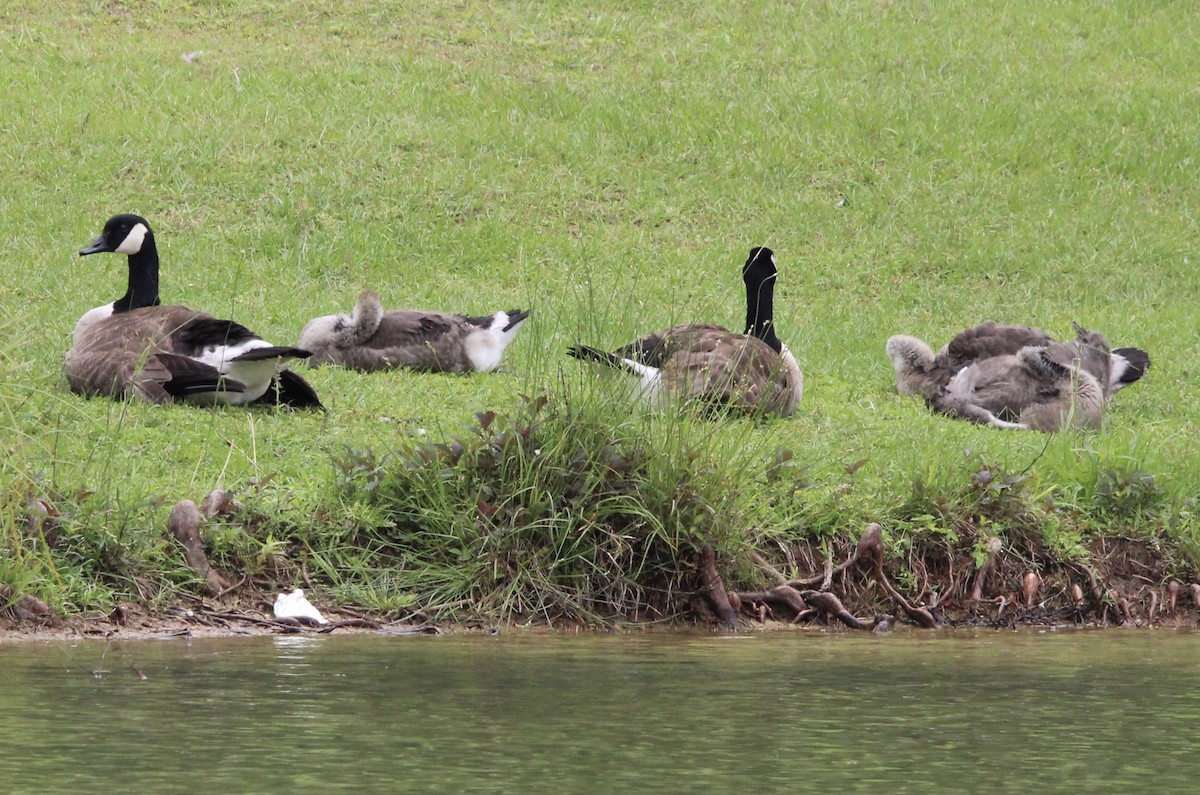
[72,304,115,345]
[779,346,805,416]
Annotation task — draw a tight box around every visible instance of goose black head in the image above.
[742,246,777,287]
[80,214,153,257]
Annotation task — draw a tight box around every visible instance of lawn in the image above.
[2,1,1197,619]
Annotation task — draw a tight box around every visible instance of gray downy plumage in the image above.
[930,345,1105,432]
[296,290,530,373]
[567,246,804,418]
[887,321,1150,400]
[66,214,322,409]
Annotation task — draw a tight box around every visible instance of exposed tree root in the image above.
[0,584,55,623]
[797,589,870,629]
[167,500,232,598]
[200,488,240,518]
[727,523,938,629]
[710,522,1200,631]
[970,538,1004,602]
[699,545,740,629]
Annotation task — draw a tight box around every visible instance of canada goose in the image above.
[296,290,530,373]
[67,214,322,409]
[931,345,1105,432]
[568,246,803,417]
[887,321,1150,400]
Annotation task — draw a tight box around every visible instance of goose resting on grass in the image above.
[66,214,322,409]
[568,246,803,417]
[296,290,530,373]
[886,322,1149,431]
[886,321,1150,400]
[929,345,1105,431]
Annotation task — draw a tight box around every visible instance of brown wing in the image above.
[614,324,730,369]
[65,305,227,401]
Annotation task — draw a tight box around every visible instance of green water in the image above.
[0,629,1195,794]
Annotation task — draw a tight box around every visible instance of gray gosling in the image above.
[297,290,530,373]
[930,345,1105,432]
[887,321,1150,400]
[568,247,803,418]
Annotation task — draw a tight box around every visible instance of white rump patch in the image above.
[1108,353,1131,389]
[193,339,285,404]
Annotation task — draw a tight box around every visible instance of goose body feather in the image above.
[932,346,1105,432]
[887,321,1144,431]
[273,588,328,625]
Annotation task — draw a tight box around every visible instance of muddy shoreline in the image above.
[4,605,1197,646]
[6,505,1197,644]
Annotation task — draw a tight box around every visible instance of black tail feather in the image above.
[250,369,325,411]
[233,346,313,362]
[1112,347,1151,384]
[568,344,645,376]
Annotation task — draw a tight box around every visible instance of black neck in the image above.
[744,272,781,353]
[111,233,161,313]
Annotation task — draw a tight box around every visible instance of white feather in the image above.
[190,339,288,404]
[72,304,115,345]
[273,588,328,624]
[623,358,665,405]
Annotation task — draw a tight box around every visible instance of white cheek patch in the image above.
[115,223,148,255]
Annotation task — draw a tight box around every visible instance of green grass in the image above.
[2,0,1199,620]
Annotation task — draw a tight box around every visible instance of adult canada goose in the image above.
[886,321,1150,400]
[296,290,530,373]
[67,213,322,408]
[930,345,1105,432]
[568,246,803,417]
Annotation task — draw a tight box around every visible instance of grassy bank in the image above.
[2,1,1199,626]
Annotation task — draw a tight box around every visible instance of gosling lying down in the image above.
[297,290,530,373]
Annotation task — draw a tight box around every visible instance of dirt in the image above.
[0,600,455,645]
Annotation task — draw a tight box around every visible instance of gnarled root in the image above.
[970,538,1003,602]
[855,523,940,629]
[168,500,232,599]
[798,589,870,629]
[0,583,54,623]
[731,585,809,621]
[698,545,739,629]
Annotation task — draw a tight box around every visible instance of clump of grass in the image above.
[1091,468,1163,522]
[315,392,768,625]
